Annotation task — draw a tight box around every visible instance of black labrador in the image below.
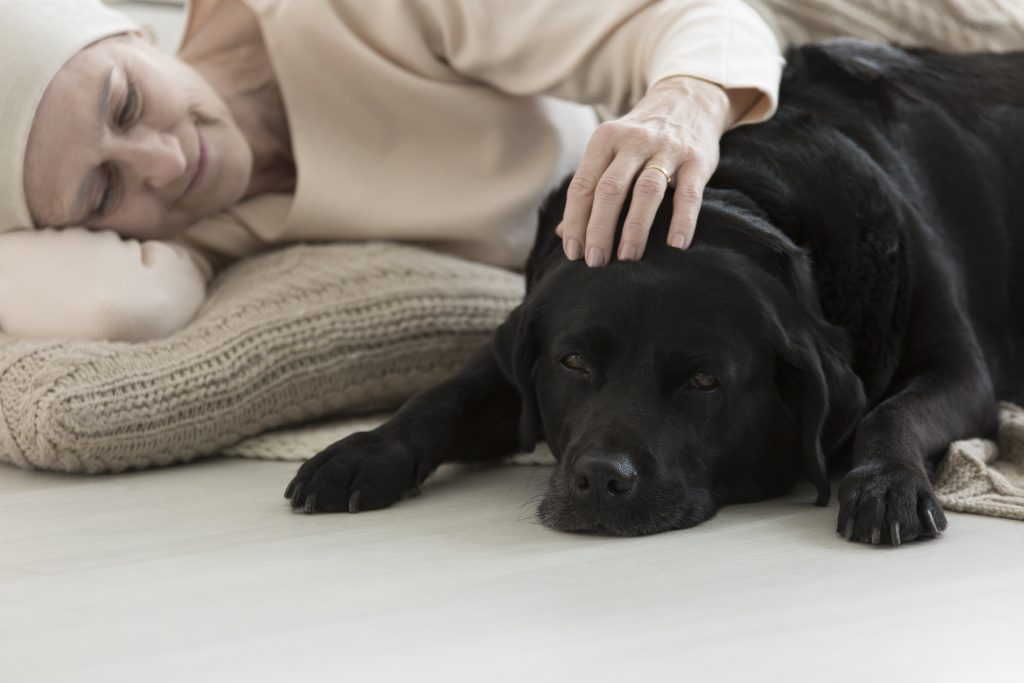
[286,39,1024,545]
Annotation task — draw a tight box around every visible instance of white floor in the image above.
[1,455,1022,683]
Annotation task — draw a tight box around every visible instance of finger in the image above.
[560,140,616,261]
[617,163,673,261]
[666,157,712,250]
[584,155,645,267]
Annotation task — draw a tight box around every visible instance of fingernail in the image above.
[669,233,687,249]
[585,246,604,267]
[565,239,582,261]
[619,245,638,261]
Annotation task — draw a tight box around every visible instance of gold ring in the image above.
[645,164,674,185]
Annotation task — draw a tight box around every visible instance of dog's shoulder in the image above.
[711,117,913,398]
[787,38,916,87]
[781,39,1024,123]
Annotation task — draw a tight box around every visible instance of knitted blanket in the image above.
[0,243,522,473]
[933,403,1024,521]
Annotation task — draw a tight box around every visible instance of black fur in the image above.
[285,40,1024,545]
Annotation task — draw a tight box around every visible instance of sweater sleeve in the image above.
[411,0,784,125]
[0,228,211,342]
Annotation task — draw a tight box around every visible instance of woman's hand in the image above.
[557,76,758,266]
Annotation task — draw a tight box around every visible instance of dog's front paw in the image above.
[284,431,428,514]
[836,463,947,546]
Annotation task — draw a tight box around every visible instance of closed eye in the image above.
[92,82,140,221]
[117,82,141,129]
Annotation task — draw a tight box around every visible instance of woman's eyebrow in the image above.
[65,67,115,226]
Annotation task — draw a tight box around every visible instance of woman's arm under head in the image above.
[0,227,211,342]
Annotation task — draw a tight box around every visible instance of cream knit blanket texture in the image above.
[0,243,522,473]
[933,404,1024,520]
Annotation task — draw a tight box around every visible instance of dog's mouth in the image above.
[536,473,716,537]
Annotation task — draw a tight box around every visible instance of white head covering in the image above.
[0,0,139,232]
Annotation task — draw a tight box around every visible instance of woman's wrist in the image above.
[648,75,759,132]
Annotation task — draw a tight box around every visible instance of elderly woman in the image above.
[0,0,782,341]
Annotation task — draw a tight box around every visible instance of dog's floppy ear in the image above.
[724,210,866,505]
[493,302,542,453]
[773,316,866,507]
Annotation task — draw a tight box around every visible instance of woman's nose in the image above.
[112,129,187,190]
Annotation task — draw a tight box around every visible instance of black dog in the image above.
[286,39,1024,545]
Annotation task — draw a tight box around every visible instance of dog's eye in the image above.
[560,353,589,373]
[688,372,720,391]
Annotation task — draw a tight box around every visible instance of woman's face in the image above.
[23,34,252,239]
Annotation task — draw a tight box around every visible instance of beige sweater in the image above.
[0,0,782,341]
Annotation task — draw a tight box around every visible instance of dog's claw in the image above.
[890,521,901,547]
[348,491,361,514]
[924,509,941,536]
[289,483,304,509]
[303,494,318,514]
[845,518,855,540]
[870,527,881,545]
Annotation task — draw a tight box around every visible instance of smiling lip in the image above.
[184,130,208,197]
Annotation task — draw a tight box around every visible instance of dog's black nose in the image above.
[571,454,638,505]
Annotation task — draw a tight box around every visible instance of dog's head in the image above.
[495,193,866,536]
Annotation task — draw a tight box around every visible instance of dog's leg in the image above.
[838,300,995,546]
[284,346,523,513]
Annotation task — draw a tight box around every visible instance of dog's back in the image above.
[711,39,1024,401]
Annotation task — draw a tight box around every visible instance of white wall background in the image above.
[105,0,186,52]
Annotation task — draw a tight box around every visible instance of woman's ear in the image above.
[493,302,542,453]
